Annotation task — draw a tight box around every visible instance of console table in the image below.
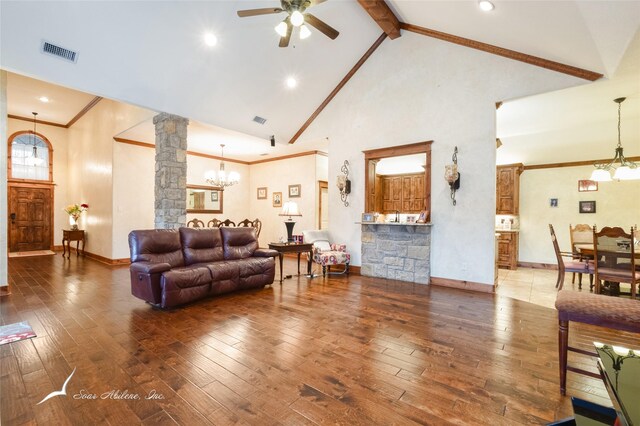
[62,230,85,258]
[267,243,313,283]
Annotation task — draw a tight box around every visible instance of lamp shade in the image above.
[613,166,636,180]
[279,201,301,217]
[590,169,612,182]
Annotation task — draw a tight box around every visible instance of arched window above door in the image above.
[8,131,53,182]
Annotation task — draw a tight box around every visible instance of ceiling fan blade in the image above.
[237,7,283,17]
[309,0,328,6]
[279,21,293,47]
[304,13,339,39]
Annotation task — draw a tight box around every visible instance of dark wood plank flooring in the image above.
[2,255,640,425]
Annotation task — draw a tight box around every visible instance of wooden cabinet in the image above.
[381,173,425,214]
[496,164,523,215]
[497,231,519,270]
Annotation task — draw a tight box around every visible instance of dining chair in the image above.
[569,223,594,288]
[186,218,205,228]
[549,224,593,289]
[207,218,222,228]
[218,219,236,227]
[593,226,639,299]
[237,218,262,237]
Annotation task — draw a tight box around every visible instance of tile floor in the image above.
[496,267,592,309]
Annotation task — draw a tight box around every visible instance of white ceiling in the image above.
[2,1,639,165]
[6,72,95,124]
[497,30,640,166]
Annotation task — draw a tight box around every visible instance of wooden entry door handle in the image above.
[10,213,16,224]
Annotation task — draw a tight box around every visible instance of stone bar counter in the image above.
[360,223,432,284]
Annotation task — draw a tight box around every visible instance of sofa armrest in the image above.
[254,249,279,258]
[130,261,172,274]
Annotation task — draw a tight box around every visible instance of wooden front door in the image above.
[9,185,52,252]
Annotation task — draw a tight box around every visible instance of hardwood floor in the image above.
[2,256,640,425]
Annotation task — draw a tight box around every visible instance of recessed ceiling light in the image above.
[286,77,297,89]
[204,32,217,47]
[39,96,49,103]
[478,0,495,11]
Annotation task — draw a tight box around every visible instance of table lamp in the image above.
[279,201,302,243]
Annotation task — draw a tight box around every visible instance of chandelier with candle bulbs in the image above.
[205,144,240,188]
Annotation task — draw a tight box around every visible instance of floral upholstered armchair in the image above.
[302,230,350,277]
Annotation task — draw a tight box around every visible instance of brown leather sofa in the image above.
[128,227,277,308]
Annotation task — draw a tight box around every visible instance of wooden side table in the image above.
[62,230,86,258]
[267,243,313,283]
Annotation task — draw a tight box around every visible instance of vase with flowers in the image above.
[64,203,89,230]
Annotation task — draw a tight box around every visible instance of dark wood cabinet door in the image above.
[9,186,52,252]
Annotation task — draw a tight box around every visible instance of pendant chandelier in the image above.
[24,112,45,167]
[591,97,639,181]
[204,144,240,188]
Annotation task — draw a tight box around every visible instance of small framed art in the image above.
[257,187,267,199]
[288,184,301,198]
[273,192,282,208]
[578,180,598,192]
[579,201,596,213]
[361,213,375,223]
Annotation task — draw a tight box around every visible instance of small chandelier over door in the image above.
[205,144,240,188]
[24,112,45,167]
[591,97,639,181]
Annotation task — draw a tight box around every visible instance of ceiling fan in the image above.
[237,0,339,48]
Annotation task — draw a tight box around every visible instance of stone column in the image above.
[153,113,188,229]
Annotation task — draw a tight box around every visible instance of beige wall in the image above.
[248,155,324,247]
[519,165,640,264]
[0,71,7,286]
[185,154,251,229]
[8,118,70,245]
[301,32,586,286]
[67,99,153,259]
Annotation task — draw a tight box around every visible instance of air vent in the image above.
[252,116,267,125]
[260,153,269,156]
[41,41,78,63]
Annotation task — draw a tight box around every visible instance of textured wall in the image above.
[0,71,7,286]
[301,32,586,286]
[519,165,640,264]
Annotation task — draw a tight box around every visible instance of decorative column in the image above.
[153,113,189,229]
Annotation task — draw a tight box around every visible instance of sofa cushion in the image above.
[180,227,224,265]
[235,257,274,278]
[206,261,240,282]
[221,227,258,260]
[129,229,184,268]
[161,266,212,289]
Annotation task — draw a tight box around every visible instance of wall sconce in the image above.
[336,160,351,207]
[444,146,460,206]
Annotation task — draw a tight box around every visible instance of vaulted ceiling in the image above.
[1,1,639,160]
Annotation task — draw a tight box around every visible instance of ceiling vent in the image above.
[41,41,78,63]
[252,116,267,125]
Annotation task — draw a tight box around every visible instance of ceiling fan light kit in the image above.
[478,0,495,12]
[237,0,339,48]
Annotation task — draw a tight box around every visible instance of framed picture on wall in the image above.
[257,187,267,199]
[273,192,282,208]
[288,184,301,198]
[578,180,598,192]
[211,191,219,202]
[550,198,558,208]
[579,201,596,213]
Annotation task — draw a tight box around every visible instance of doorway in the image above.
[8,185,53,252]
[318,181,328,230]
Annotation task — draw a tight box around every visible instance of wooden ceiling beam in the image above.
[400,23,602,81]
[357,0,401,40]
